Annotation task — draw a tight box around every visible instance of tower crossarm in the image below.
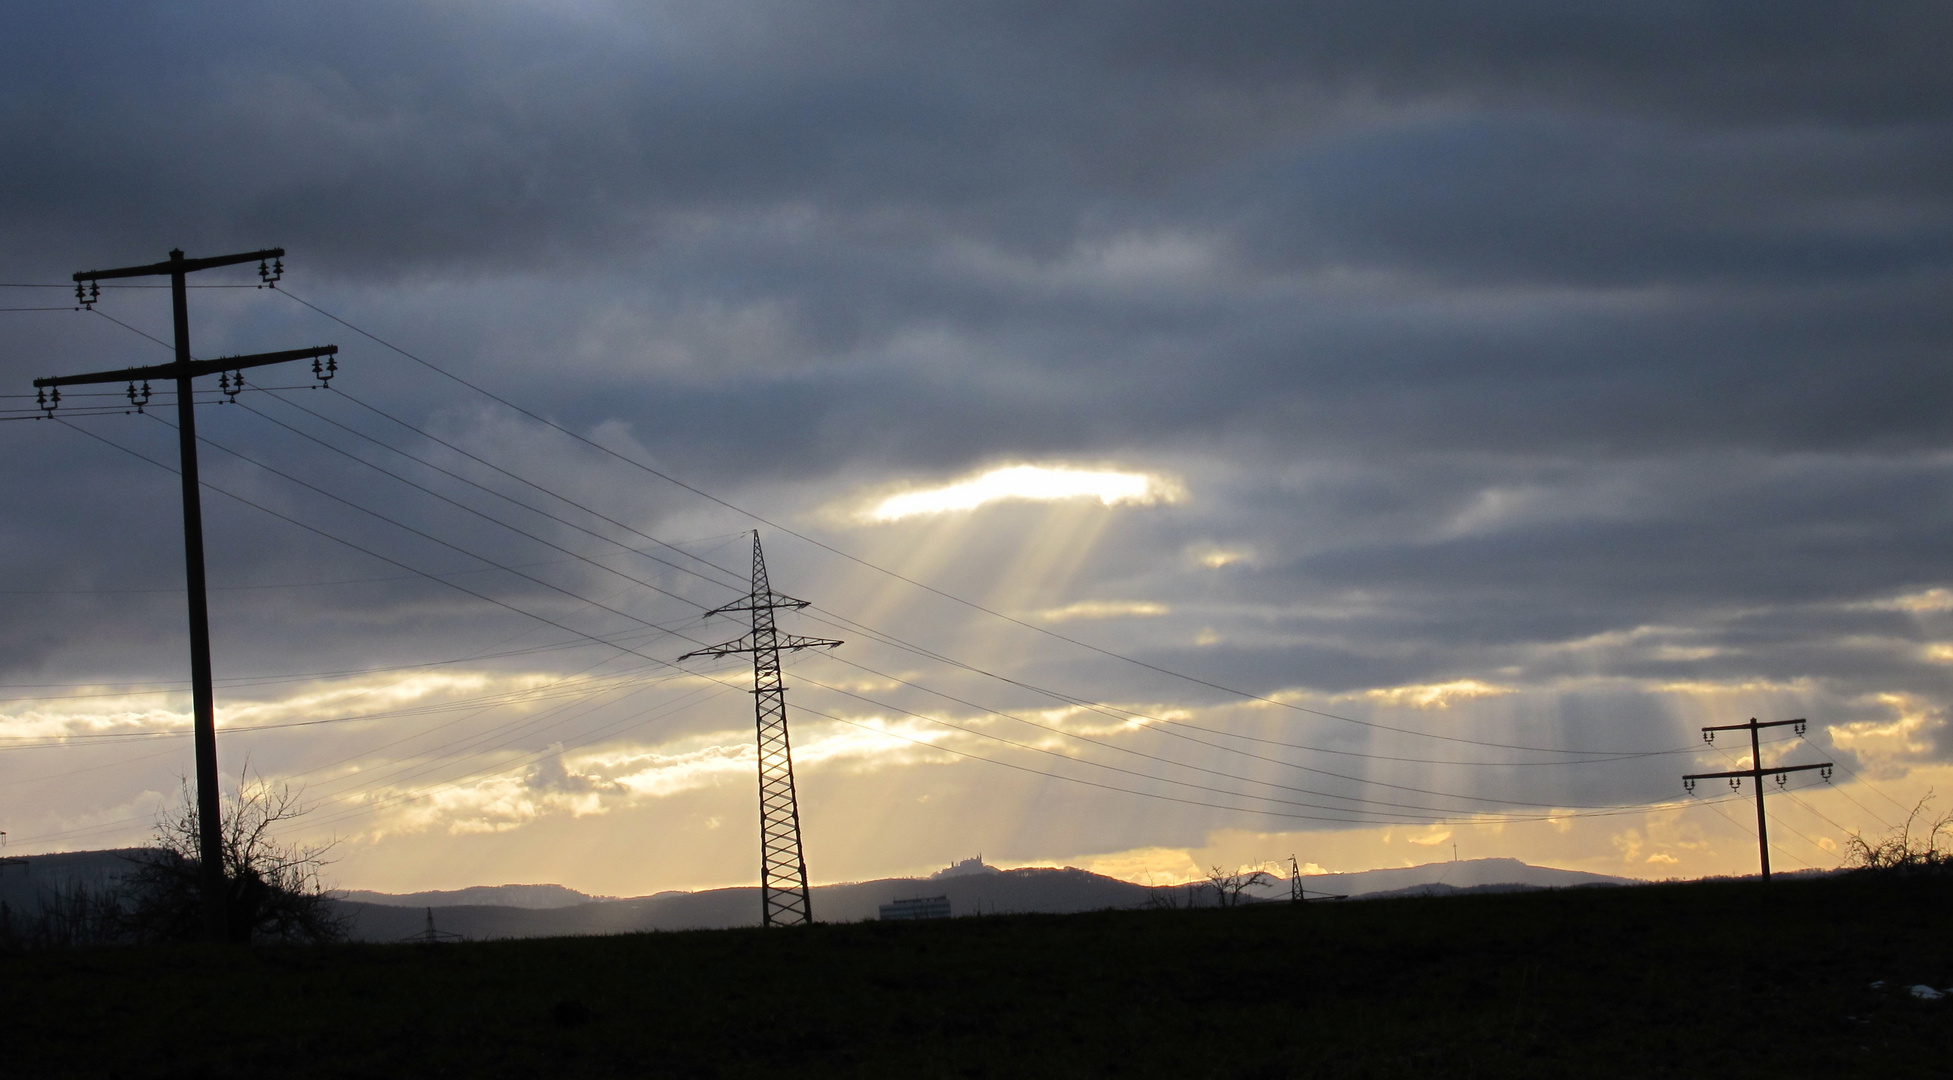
[702,592,812,618]
[676,634,841,662]
[675,635,754,662]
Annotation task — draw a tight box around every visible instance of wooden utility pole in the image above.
[34,248,336,941]
[1683,718,1833,883]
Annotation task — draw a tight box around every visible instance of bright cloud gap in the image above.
[864,464,1181,522]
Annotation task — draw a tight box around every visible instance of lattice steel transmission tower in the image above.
[680,532,840,927]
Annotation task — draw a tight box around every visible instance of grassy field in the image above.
[2,872,1948,1078]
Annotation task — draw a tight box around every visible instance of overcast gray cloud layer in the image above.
[3,3,1951,880]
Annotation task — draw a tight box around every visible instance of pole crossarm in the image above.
[34,345,337,389]
[73,247,284,282]
[1701,717,1808,733]
[1683,762,1834,783]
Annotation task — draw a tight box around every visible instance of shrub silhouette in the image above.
[1844,791,1953,876]
[122,773,347,944]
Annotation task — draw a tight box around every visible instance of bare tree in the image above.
[123,772,347,944]
[0,879,127,951]
[1844,791,1953,875]
[1203,865,1274,908]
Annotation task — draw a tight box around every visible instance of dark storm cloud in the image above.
[4,2,1949,274]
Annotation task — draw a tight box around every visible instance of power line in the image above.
[163,412,1700,824]
[291,388,745,590]
[803,650,1659,816]
[130,376,1658,819]
[271,288,1658,759]
[799,605,1709,767]
[52,415,1658,831]
[0,622,673,700]
[59,293,1706,781]
[231,400,715,612]
[246,383,1708,793]
[47,305,1772,839]
[279,380,1704,780]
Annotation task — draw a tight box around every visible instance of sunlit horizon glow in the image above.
[862,464,1182,522]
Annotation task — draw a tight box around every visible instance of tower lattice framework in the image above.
[680,532,840,927]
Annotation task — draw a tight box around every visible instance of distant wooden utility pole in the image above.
[1682,718,1833,883]
[34,248,337,942]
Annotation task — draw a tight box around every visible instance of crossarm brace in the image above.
[73,248,284,282]
[1683,761,1834,781]
[34,345,337,389]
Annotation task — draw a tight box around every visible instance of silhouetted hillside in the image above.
[333,856,1636,941]
[2,849,1641,942]
[340,883,606,910]
[337,865,1155,941]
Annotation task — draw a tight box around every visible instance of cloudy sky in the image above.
[3,2,1950,896]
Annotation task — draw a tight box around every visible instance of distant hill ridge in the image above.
[329,855,1635,942]
[339,883,608,910]
[1262,856,1629,902]
[2,851,1635,942]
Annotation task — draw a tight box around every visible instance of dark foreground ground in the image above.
[2,872,1948,1078]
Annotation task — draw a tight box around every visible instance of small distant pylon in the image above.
[680,532,840,927]
[400,907,463,944]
